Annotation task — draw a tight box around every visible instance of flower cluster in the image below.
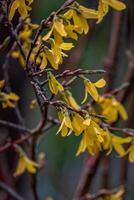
[9,0,126,70]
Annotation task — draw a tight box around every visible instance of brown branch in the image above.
[0,181,25,200]
[2,47,25,125]
[0,120,30,133]
[80,186,124,200]
[73,154,101,200]
[103,11,124,91]
[101,7,125,188]
[40,69,105,86]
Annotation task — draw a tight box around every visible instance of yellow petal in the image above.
[113,142,126,157]
[76,133,87,156]
[72,11,83,34]
[103,0,126,10]
[118,103,128,121]
[93,78,106,88]
[9,0,19,20]
[60,43,74,51]
[79,16,89,34]
[85,80,99,102]
[64,113,72,129]
[14,157,26,176]
[128,145,134,162]
[66,92,80,110]
[81,87,88,104]
[64,9,74,19]
[40,54,47,70]
[0,80,5,89]
[53,19,67,37]
[83,118,91,126]
[42,29,53,41]
[71,113,84,135]
[57,114,66,134]
[45,49,58,70]
[79,6,99,19]
[103,107,118,122]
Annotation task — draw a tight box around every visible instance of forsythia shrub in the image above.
[0,0,133,199]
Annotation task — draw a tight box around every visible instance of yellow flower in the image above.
[47,72,64,95]
[50,39,74,67]
[76,119,104,156]
[107,135,132,156]
[99,97,128,123]
[64,23,78,40]
[82,78,106,103]
[61,90,80,110]
[0,92,19,108]
[14,155,39,177]
[57,109,72,136]
[64,3,98,35]
[42,17,67,42]
[14,146,39,176]
[9,0,33,20]
[53,18,67,37]
[97,0,126,23]
[40,40,74,70]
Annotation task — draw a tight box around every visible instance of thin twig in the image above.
[0,181,25,200]
[40,69,105,86]
[80,186,124,200]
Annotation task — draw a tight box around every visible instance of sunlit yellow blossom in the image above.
[9,0,33,20]
[82,78,106,103]
[99,97,128,123]
[97,0,126,23]
[57,109,72,136]
[61,91,80,110]
[47,72,64,95]
[14,154,39,177]
[76,119,105,155]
